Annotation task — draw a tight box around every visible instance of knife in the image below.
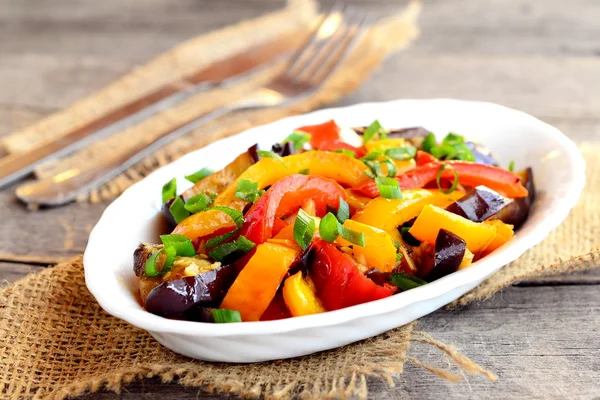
[0,31,301,189]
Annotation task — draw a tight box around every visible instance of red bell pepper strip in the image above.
[310,240,394,311]
[240,174,347,245]
[354,161,529,199]
[415,150,438,166]
[296,120,365,157]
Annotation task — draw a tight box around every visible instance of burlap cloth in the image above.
[1,1,599,399]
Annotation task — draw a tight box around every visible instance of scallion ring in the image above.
[185,167,213,184]
[293,209,316,251]
[435,164,459,194]
[169,197,191,224]
[319,212,340,242]
[208,236,255,262]
[375,176,402,199]
[212,309,242,323]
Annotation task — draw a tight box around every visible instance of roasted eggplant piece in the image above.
[271,141,295,157]
[387,127,430,140]
[419,229,467,282]
[180,144,259,202]
[144,261,236,317]
[133,242,163,277]
[445,186,512,222]
[465,142,499,166]
[493,167,535,228]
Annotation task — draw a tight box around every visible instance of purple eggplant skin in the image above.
[271,141,295,157]
[161,196,182,231]
[387,127,430,139]
[365,269,391,286]
[445,186,512,222]
[144,263,236,317]
[422,229,466,281]
[184,307,216,323]
[493,167,535,229]
[465,142,500,166]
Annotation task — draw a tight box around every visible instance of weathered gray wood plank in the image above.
[0,262,45,285]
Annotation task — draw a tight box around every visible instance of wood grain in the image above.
[0,0,598,398]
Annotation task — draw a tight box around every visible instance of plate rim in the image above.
[84,98,586,337]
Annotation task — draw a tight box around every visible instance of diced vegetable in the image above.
[220,242,300,321]
[282,271,326,317]
[459,248,474,270]
[409,205,497,253]
[310,241,394,311]
[421,229,467,281]
[480,220,515,255]
[336,220,397,273]
[445,186,512,222]
[493,167,535,228]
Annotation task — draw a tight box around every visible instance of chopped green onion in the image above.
[209,236,255,262]
[336,197,350,224]
[385,147,417,161]
[395,253,403,263]
[361,149,384,161]
[389,273,427,291]
[145,247,175,277]
[334,149,356,158]
[257,150,286,167]
[234,179,264,203]
[299,168,310,175]
[161,178,177,203]
[442,132,464,146]
[436,164,459,194]
[430,144,456,159]
[212,308,242,323]
[363,120,386,143]
[293,209,316,251]
[375,176,402,199]
[160,234,196,257]
[447,143,475,162]
[401,226,421,246]
[381,158,397,177]
[422,133,436,153]
[338,224,366,247]
[393,241,400,250]
[508,160,515,172]
[319,212,340,242]
[185,167,213,184]
[184,193,214,214]
[283,131,312,151]
[364,156,397,178]
[204,206,245,248]
[169,197,191,224]
[364,169,376,179]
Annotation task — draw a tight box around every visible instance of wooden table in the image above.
[2,0,599,398]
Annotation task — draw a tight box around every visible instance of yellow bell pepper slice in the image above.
[365,138,416,175]
[458,248,474,270]
[220,242,300,321]
[214,151,371,212]
[409,205,497,253]
[352,189,464,236]
[282,271,325,317]
[336,220,397,272]
[481,220,514,255]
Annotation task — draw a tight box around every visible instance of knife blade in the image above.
[0,31,302,189]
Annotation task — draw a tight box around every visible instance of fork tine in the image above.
[308,10,369,86]
[284,3,346,77]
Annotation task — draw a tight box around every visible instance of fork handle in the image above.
[16,106,235,206]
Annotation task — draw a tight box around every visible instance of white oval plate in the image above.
[84,99,585,362]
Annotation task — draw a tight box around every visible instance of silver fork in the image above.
[16,6,368,206]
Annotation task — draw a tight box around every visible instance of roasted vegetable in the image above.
[465,142,499,166]
[240,174,347,245]
[445,186,512,222]
[310,240,394,311]
[181,144,259,202]
[133,242,163,277]
[144,261,236,317]
[421,229,467,281]
[282,271,325,317]
[493,167,535,228]
[220,242,300,321]
[355,160,529,199]
[271,142,295,157]
[409,205,497,253]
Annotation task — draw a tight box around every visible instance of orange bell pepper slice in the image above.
[220,242,300,321]
[336,220,397,273]
[282,271,326,317]
[214,150,371,212]
[480,220,514,255]
[172,208,238,242]
[352,189,464,242]
[409,205,497,253]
